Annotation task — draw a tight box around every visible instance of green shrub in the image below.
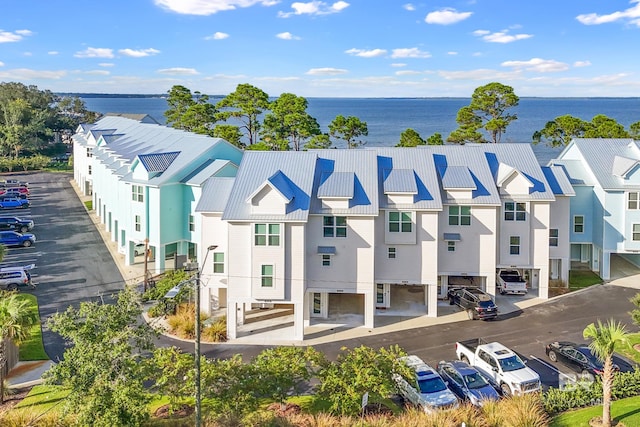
[143,270,190,302]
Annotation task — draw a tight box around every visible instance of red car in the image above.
[0,187,29,196]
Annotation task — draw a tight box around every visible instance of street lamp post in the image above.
[186,244,217,427]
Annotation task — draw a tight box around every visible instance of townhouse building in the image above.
[195,144,572,340]
[551,138,640,280]
[72,115,242,274]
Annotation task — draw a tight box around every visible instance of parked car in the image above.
[0,230,36,247]
[393,355,459,413]
[0,216,34,233]
[545,341,619,376]
[448,287,498,320]
[0,198,29,209]
[496,270,528,295]
[0,187,29,196]
[0,179,28,188]
[456,338,541,396]
[0,264,35,291]
[0,192,28,200]
[436,360,500,406]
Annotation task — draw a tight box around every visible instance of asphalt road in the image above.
[7,171,639,389]
[2,171,125,362]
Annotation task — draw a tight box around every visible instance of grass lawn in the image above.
[16,293,48,361]
[615,332,640,364]
[551,395,640,427]
[568,270,602,291]
[84,200,92,210]
[14,385,70,413]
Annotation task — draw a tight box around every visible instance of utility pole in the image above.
[143,238,149,292]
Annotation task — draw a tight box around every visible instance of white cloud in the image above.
[403,3,415,11]
[576,1,640,26]
[276,32,301,40]
[474,29,533,43]
[279,1,350,18]
[501,58,569,72]
[395,70,423,76]
[99,63,115,67]
[74,47,115,58]
[391,63,407,67]
[205,32,230,40]
[425,8,472,25]
[48,51,59,55]
[84,70,111,75]
[23,52,32,57]
[306,67,348,75]
[0,29,33,43]
[0,61,4,67]
[391,48,431,59]
[157,67,199,75]
[0,68,67,80]
[345,48,387,57]
[119,48,161,57]
[447,51,458,55]
[154,0,277,15]
[573,60,592,67]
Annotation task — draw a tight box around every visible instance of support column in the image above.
[227,302,237,339]
[156,246,166,275]
[427,283,437,317]
[363,292,374,328]
[293,302,304,340]
[303,292,310,327]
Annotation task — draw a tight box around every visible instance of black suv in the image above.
[448,287,498,320]
[0,216,34,233]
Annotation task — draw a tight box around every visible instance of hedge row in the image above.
[0,155,66,172]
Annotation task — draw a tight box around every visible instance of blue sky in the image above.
[1,0,640,97]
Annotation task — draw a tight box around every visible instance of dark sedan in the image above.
[545,341,618,376]
[437,360,500,406]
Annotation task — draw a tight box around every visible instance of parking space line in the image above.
[529,355,577,382]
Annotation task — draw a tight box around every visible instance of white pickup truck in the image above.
[393,355,459,412]
[496,270,528,295]
[455,338,541,396]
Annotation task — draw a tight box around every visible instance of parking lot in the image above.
[1,171,125,361]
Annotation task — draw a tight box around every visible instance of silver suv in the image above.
[0,265,35,291]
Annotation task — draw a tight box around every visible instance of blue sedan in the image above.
[0,197,29,209]
[437,360,500,406]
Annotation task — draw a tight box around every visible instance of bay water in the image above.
[80,96,640,165]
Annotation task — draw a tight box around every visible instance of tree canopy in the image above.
[448,82,519,144]
[533,114,639,147]
[262,93,321,151]
[396,128,425,147]
[329,115,368,149]
[164,86,217,136]
[215,83,270,146]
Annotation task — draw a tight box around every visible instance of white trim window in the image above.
[629,192,640,210]
[633,224,640,241]
[323,216,347,237]
[510,236,520,255]
[213,252,224,273]
[388,247,396,259]
[132,185,144,202]
[322,254,331,266]
[255,224,280,246]
[574,216,584,233]
[447,241,456,252]
[549,229,559,247]
[261,265,274,287]
[88,165,92,175]
[134,215,141,232]
[504,202,526,221]
[389,211,412,233]
[188,215,195,232]
[449,206,471,226]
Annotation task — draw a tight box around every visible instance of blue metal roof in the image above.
[138,151,180,173]
[383,168,418,194]
[318,171,354,199]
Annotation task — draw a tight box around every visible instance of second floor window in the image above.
[213,252,224,273]
[388,247,396,259]
[549,229,558,247]
[448,241,456,252]
[389,211,412,232]
[574,216,584,233]
[629,192,640,210]
[255,223,280,246]
[322,254,331,266]
[633,224,640,241]
[504,202,526,221]
[323,216,347,237]
[188,215,195,232]
[449,206,471,226]
[86,147,93,158]
[134,215,141,232]
[132,185,144,202]
[510,236,520,255]
[88,165,92,175]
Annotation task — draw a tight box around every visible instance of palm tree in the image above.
[0,292,37,403]
[583,319,629,427]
